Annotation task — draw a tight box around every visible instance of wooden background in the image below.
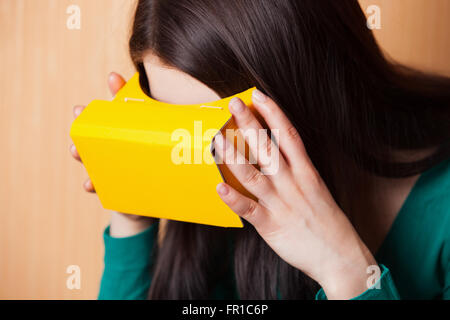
[0,0,449,299]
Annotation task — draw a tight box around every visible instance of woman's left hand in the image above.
[214,89,378,300]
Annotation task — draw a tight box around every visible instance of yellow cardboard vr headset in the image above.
[70,73,258,228]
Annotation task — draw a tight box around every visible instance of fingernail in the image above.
[214,133,225,149]
[74,107,82,117]
[217,183,229,196]
[84,180,91,188]
[229,97,245,114]
[70,144,76,153]
[252,89,267,103]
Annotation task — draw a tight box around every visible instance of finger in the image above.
[108,72,126,97]
[216,182,273,233]
[228,97,290,180]
[83,179,95,193]
[214,133,279,208]
[73,105,85,119]
[251,89,312,170]
[70,144,81,162]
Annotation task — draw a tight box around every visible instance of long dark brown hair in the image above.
[128,0,450,299]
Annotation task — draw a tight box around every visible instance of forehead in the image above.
[142,53,221,105]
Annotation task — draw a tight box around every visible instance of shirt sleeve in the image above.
[315,264,401,300]
[443,267,450,299]
[98,220,160,300]
[441,234,450,300]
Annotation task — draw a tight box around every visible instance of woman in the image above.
[70,0,450,299]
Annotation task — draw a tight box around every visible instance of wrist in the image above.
[318,241,377,300]
[109,211,156,238]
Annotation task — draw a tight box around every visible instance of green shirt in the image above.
[98,158,450,300]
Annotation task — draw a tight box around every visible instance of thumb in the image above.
[108,72,126,97]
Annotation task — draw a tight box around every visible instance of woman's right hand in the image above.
[70,72,156,238]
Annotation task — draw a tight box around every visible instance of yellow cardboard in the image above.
[70,73,257,228]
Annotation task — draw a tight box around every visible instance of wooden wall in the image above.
[0,0,449,299]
